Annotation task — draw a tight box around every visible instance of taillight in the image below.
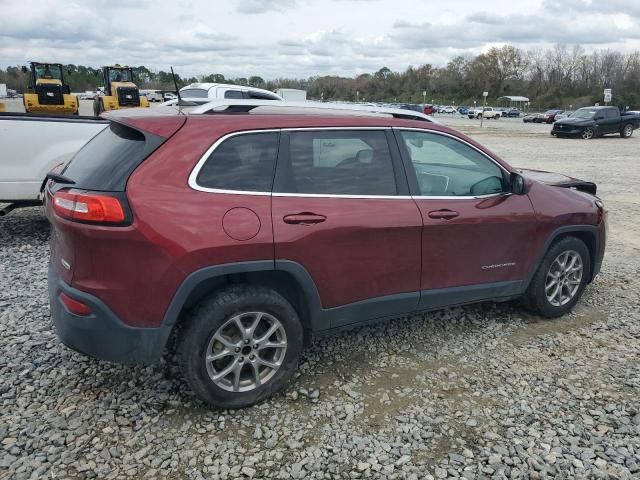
[53,190,125,224]
[59,292,92,316]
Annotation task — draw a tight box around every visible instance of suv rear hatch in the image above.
[47,115,186,285]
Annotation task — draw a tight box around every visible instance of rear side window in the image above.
[195,132,279,192]
[224,90,244,99]
[62,122,163,191]
[605,108,618,119]
[275,130,398,196]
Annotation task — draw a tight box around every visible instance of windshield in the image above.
[108,69,133,83]
[34,64,62,80]
[572,108,597,119]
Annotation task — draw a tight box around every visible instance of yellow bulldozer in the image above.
[23,62,79,115]
[94,65,149,116]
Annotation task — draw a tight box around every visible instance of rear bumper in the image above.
[48,264,171,364]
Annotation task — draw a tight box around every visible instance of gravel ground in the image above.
[2,116,640,479]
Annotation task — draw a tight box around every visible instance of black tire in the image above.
[621,123,634,138]
[177,285,303,409]
[522,236,591,318]
[581,127,594,140]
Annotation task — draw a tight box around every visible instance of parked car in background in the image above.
[467,107,483,119]
[163,92,178,102]
[179,83,283,101]
[542,110,563,124]
[423,104,435,115]
[481,107,501,120]
[458,106,471,115]
[551,106,640,139]
[398,104,423,113]
[554,111,573,121]
[440,106,456,114]
[506,108,521,118]
[46,100,607,408]
[0,113,108,215]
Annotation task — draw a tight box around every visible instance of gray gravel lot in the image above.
[1,114,639,479]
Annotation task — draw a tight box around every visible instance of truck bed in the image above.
[0,112,109,207]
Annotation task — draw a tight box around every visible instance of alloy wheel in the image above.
[545,250,583,307]
[205,312,287,392]
[582,128,594,140]
[624,125,633,137]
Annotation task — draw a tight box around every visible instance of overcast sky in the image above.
[1,0,639,79]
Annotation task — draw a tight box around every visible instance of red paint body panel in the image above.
[272,197,422,307]
[46,112,606,333]
[415,194,538,290]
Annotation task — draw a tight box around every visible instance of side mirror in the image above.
[511,173,526,195]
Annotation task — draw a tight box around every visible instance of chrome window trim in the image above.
[189,126,512,200]
[188,129,280,194]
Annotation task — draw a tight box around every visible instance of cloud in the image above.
[235,0,297,14]
[0,0,638,80]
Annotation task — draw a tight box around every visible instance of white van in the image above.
[179,83,283,101]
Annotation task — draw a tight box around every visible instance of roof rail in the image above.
[181,99,436,122]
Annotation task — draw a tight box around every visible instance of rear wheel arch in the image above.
[166,261,322,348]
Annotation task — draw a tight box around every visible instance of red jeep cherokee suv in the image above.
[46,105,606,408]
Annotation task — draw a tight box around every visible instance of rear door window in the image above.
[274,130,398,196]
[195,132,279,192]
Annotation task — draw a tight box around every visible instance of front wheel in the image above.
[522,237,590,318]
[621,123,634,138]
[581,127,594,140]
[177,285,303,409]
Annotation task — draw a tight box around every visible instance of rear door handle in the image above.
[283,212,327,225]
[428,209,459,220]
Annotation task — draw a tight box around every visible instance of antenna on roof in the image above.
[170,66,183,113]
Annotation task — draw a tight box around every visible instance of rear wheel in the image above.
[522,237,590,318]
[621,123,634,138]
[581,127,594,140]
[177,285,303,409]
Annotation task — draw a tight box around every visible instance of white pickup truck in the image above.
[0,113,107,215]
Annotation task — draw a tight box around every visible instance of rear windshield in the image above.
[180,88,209,98]
[62,122,163,191]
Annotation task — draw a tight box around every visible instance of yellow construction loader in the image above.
[94,65,149,116]
[23,62,79,115]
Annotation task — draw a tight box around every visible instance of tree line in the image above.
[1,45,638,109]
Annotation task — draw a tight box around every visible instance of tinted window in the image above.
[399,131,505,196]
[604,108,618,119]
[180,88,209,98]
[224,90,244,99]
[276,130,397,196]
[196,132,278,192]
[62,122,161,191]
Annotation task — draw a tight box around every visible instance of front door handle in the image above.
[283,212,327,225]
[428,209,459,220]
